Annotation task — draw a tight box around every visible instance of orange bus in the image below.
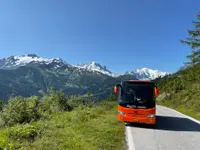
[114,80,159,125]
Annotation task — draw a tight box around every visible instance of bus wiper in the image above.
[129,91,138,108]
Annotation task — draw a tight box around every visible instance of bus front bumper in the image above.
[118,114,156,125]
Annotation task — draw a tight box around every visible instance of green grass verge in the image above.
[158,100,200,121]
[0,101,126,150]
[155,64,200,121]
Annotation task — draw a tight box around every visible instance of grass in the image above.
[158,100,200,120]
[0,101,126,150]
[155,64,200,121]
[157,82,200,121]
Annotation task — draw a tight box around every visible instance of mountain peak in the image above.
[135,67,168,80]
[74,61,118,77]
[90,61,96,64]
[123,67,168,80]
[0,54,169,80]
[88,61,100,67]
[0,54,69,70]
[24,54,39,58]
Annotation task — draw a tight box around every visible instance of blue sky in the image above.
[0,0,200,74]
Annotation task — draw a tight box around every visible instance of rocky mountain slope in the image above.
[0,54,168,102]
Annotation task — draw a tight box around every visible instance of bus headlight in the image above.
[118,111,126,116]
[148,114,155,118]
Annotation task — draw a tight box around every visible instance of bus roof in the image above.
[124,80,152,82]
[121,80,154,84]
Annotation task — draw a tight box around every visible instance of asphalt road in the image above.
[125,105,200,150]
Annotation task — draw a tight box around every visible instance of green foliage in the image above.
[38,89,73,116]
[0,101,125,150]
[0,100,4,112]
[7,124,37,142]
[67,95,85,108]
[155,64,200,121]
[0,96,40,126]
[162,77,185,93]
[155,63,200,93]
[0,79,125,149]
[181,11,200,66]
[107,92,117,101]
[155,11,200,120]
[86,91,92,97]
[0,124,38,150]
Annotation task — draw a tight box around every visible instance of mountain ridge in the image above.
[0,54,168,80]
[0,54,169,102]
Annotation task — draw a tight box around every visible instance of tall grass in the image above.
[0,92,126,150]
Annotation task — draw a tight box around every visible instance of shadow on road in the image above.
[125,115,200,132]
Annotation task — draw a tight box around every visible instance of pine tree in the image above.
[108,92,116,101]
[181,12,200,66]
[86,91,92,97]
[0,100,4,112]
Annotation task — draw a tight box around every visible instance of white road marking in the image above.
[126,126,135,150]
[159,105,200,125]
[125,105,200,150]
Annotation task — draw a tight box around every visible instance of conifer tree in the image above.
[181,12,200,66]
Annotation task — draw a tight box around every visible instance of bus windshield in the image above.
[119,82,155,108]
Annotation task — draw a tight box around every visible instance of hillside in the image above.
[155,61,200,120]
[0,54,168,102]
[154,11,200,120]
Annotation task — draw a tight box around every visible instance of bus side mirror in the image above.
[114,86,118,94]
[154,87,159,96]
[113,84,122,94]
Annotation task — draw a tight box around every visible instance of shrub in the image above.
[0,124,38,150]
[107,92,117,101]
[7,124,38,142]
[38,90,73,116]
[0,96,40,126]
[67,95,85,108]
[68,94,97,109]
[162,78,185,93]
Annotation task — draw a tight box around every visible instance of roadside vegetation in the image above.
[0,90,126,150]
[154,11,200,120]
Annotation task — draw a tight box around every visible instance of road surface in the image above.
[125,105,200,150]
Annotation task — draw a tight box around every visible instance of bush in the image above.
[107,92,117,101]
[0,97,124,150]
[0,96,40,126]
[0,124,38,150]
[38,90,73,116]
[162,78,185,93]
[67,95,85,108]
[7,124,38,142]
[156,63,200,121]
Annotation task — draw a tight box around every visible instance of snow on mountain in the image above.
[74,61,119,77]
[0,54,70,69]
[74,63,168,79]
[125,67,168,80]
[0,54,168,80]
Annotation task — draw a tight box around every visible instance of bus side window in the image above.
[118,87,121,100]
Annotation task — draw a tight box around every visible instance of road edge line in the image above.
[125,126,135,150]
[159,105,200,125]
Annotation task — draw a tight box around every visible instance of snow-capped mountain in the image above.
[74,62,168,79]
[0,54,70,70]
[125,68,168,80]
[74,61,118,77]
[0,54,170,101]
[0,54,168,80]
